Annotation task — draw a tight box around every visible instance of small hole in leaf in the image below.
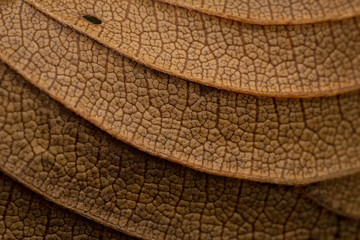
[83,15,102,25]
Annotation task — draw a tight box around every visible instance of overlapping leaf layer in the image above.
[1,0,360,239]
[25,0,360,97]
[0,171,134,240]
[155,0,360,24]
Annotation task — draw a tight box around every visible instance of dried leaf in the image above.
[25,0,360,97]
[1,0,360,184]
[0,173,134,240]
[155,0,360,24]
[305,173,360,220]
[1,60,360,240]
[2,0,360,238]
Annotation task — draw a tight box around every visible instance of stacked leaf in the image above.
[1,0,360,239]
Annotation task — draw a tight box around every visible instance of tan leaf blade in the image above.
[0,173,134,240]
[1,60,360,240]
[305,173,360,220]
[23,0,360,97]
[2,0,360,184]
[154,0,360,24]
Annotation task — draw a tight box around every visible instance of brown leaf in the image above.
[305,173,360,220]
[1,60,360,240]
[0,173,135,240]
[154,0,360,24]
[1,0,360,184]
[2,0,360,238]
[24,0,360,97]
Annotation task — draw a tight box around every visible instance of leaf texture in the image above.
[1,60,360,240]
[2,0,360,184]
[0,173,135,240]
[154,0,360,24]
[305,173,360,220]
[2,0,360,238]
[24,0,360,97]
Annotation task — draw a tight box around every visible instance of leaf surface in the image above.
[1,60,360,240]
[154,0,360,24]
[0,173,134,240]
[2,0,360,184]
[305,173,360,220]
[24,0,360,97]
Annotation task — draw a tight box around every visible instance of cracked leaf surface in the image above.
[1,60,360,240]
[2,0,360,184]
[154,0,360,24]
[24,0,360,97]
